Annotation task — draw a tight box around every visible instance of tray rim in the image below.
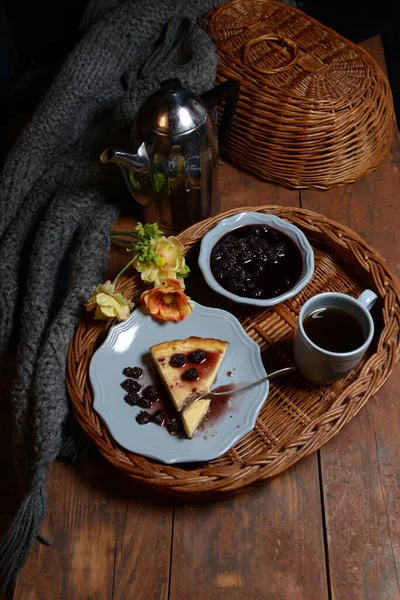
[67,205,400,500]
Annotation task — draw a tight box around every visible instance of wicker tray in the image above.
[205,0,394,189]
[67,207,400,500]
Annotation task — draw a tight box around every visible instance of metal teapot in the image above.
[100,78,240,234]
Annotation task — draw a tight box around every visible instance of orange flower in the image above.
[140,279,194,322]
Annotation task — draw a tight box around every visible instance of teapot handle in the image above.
[201,79,240,153]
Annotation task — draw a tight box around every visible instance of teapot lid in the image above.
[137,78,208,136]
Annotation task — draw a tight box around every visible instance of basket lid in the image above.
[206,0,377,108]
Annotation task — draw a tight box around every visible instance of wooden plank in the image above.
[170,455,328,600]
[318,391,400,600]
[111,493,172,600]
[219,159,298,210]
[169,174,329,599]
[367,371,400,583]
[300,35,400,600]
[14,456,172,599]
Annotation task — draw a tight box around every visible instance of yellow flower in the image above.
[140,279,194,322]
[135,236,189,285]
[85,281,134,321]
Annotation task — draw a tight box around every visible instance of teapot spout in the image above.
[100,143,152,206]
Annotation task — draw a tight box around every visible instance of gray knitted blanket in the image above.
[0,0,296,592]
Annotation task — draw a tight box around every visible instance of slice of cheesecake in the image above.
[181,399,212,439]
[150,337,228,438]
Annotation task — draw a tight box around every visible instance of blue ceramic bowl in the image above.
[198,212,314,307]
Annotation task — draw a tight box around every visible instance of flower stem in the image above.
[111,230,140,239]
[112,256,137,285]
[111,237,133,245]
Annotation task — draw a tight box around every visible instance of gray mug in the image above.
[293,290,377,385]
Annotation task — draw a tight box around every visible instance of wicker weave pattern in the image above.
[205,0,394,189]
[67,207,400,500]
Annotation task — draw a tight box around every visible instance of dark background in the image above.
[0,0,398,126]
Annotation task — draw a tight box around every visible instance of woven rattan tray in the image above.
[67,207,400,500]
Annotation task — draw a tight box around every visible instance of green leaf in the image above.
[128,222,163,265]
[135,222,163,241]
[176,264,190,278]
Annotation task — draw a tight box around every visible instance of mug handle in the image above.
[357,290,377,312]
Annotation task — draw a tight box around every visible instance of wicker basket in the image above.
[67,207,400,500]
[205,0,394,189]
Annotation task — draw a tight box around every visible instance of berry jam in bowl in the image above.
[198,212,314,307]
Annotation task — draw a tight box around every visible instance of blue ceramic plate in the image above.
[198,211,314,307]
[89,303,268,464]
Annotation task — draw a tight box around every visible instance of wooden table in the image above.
[11,37,400,600]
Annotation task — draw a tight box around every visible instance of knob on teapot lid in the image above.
[137,78,208,137]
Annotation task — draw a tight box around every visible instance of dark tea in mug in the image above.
[303,306,366,353]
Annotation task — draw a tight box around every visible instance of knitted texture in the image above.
[0,0,223,592]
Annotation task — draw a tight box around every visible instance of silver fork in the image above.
[184,366,296,409]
